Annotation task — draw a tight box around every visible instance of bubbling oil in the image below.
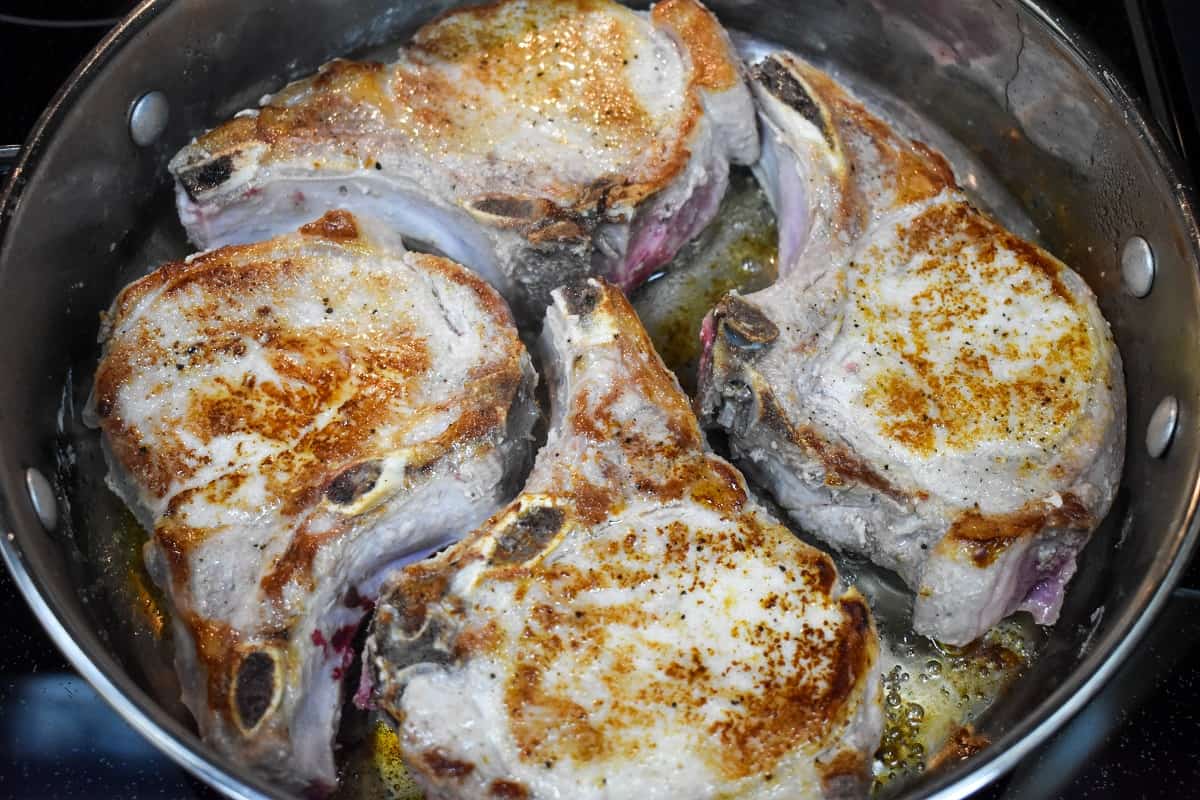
[873,620,1038,792]
[339,721,424,800]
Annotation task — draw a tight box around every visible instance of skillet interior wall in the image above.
[0,0,1196,798]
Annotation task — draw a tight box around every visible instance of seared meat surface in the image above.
[367,279,882,800]
[169,0,758,317]
[89,211,537,792]
[699,54,1125,646]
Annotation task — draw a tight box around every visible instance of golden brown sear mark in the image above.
[185,0,731,217]
[488,778,530,799]
[299,209,360,241]
[651,0,738,91]
[945,493,1091,566]
[419,747,477,779]
[793,424,904,501]
[858,200,1092,457]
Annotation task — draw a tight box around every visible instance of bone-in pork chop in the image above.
[89,211,537,792]
[698,53,1125,646]
[169,0,758,318]
[366,279,882,800]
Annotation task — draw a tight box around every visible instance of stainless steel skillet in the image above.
[1,1,1198,798]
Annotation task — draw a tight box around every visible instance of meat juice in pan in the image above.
[52,32,1044,798]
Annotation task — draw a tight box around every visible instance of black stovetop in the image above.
[2,2,1199,799]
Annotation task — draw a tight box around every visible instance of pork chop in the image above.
[366,279,882,800]
[169,0,758,318]
[88,210,538,792]
[698,53,1125,646]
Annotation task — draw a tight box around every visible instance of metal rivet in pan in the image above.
[24,467,58,531]
[128,91,169,147]
[1121,236,1155,297]
[1146,395,1178,459]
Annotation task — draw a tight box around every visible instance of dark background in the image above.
[2,1,1200,799]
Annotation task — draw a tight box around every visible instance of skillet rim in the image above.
[0,1,1197,798]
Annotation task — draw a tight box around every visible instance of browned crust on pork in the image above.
[472,523,875,780]
[487,779,530,799]
[706,592,875,780]
[259,521,346,599]
[418,747,477,779]
[94,213,529,675]
[192,616,244,718]
[379,281,879,788]
[856,200,1094,456]
[794,425,908,501]
[299,208,360,241]
[651,0,739,91]
[818,746,872,796]
[554,286,767,524]
[785,54,956,211]
[178,0,727,220]
[943,493,1092,566]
